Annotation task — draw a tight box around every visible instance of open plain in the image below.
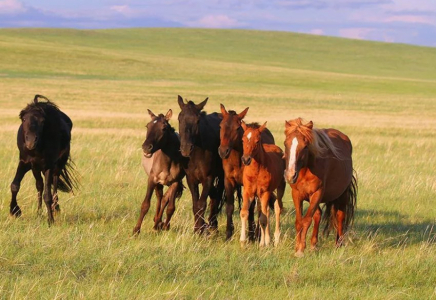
[0,28,435,299]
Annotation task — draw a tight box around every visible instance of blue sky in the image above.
[1,0,435,47]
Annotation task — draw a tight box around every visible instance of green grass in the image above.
[0,28,435,299]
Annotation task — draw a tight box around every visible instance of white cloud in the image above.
[186,15,242,28]
[309,28,324,35]
[339,27,374,40]
[385,15,435,25]
[0,0,26,15]
[110,5,136,17]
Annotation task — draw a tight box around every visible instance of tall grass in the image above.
[0,28,435,299]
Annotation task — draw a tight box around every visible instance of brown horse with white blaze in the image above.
[240,121,286,247]
[284,118,357,257]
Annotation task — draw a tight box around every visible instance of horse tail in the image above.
[57,157,79,194]
[322,172,357,236]
[33,94,51,104]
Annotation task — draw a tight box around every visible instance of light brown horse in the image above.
[240,121,286,246]
[284,118,357,257]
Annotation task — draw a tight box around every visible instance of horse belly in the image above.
[322,160,352,202]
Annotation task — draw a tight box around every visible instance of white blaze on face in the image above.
[247,132,252,141]
[288,137,298,174]
[153,120,157,124]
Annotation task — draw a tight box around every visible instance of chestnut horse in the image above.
[240,121,286,246]
[10,95,77,225]
[218,104,275,240]
[133,109,185,235]
[177,95,225,234]
[284,118,357,257]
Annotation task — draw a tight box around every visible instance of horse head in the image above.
[241,121,267,166]
[19,105,45,151]
[142,109,173,158]
[218,104,249,159]
[177,95,208,157]
[283,118,313,184]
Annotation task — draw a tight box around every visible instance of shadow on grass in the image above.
[353,209,436,246]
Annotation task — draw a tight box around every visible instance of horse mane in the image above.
[285,118,345,160]
[156,114,176,133]
[19,96,60,119]
[245,122,260,129]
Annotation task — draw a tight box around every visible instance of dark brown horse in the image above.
[133,109,185,235]
[177,95,225,234]
[10,95,77,225]
[240,121,286,246]
[218,104,275,240]
[284,118,357,257]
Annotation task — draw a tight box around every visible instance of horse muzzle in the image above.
[218,146,231,159]
[142,144,153,158]
[285,169,298,184]
[25,135,38,150]
[180,144,194,157]
[241,155,252,166]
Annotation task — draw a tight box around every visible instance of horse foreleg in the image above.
[31,167,44,216]
[292,189,304,257]
[224,179,236,240]
[43,169,55,225]
[297,190,323,256]
[186,178,203,234]
[334,193,348,247]
[240,188,254,245]
[310,206,322,250]
[10,161,31,217]
[259,192,271,247]
[132,178,156,235]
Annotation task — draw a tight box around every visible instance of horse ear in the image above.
[238,107,249,120]
[147,109,156,118]
[307,121,313,129]
[165,109,172,121]
[177,95,185,110]
[220,103,228,116]
[285,120,291,128]
[241,120,247,131]
[196,97,208,111]
[259,121,267,132]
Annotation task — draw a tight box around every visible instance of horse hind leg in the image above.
[10,161,31,217]
[152,185,164,230]
[274,179,285,247]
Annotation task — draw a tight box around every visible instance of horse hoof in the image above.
[294,251,305,258]
[240,240,247,248]
[163,223,170,231]
[10,206,22,218]
[132,228,140,236]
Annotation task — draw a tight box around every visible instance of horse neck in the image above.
[251,142,267,166]
[161,131,182,160]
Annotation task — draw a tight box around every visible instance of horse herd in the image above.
[10,94,357,257]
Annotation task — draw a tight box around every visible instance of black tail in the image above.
[322,172,357,236]
[33,94,51,104]
[57,157,79,194]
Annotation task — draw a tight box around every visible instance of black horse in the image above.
[177,95,225,234]
[133,109,185,235]
[10,95,77,225]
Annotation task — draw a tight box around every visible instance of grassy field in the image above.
[0,28,435,299]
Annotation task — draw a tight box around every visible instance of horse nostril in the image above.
[190,145,194,152]
[225,148,230,156]
[147,144,153,151]
[292,172,298,183]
